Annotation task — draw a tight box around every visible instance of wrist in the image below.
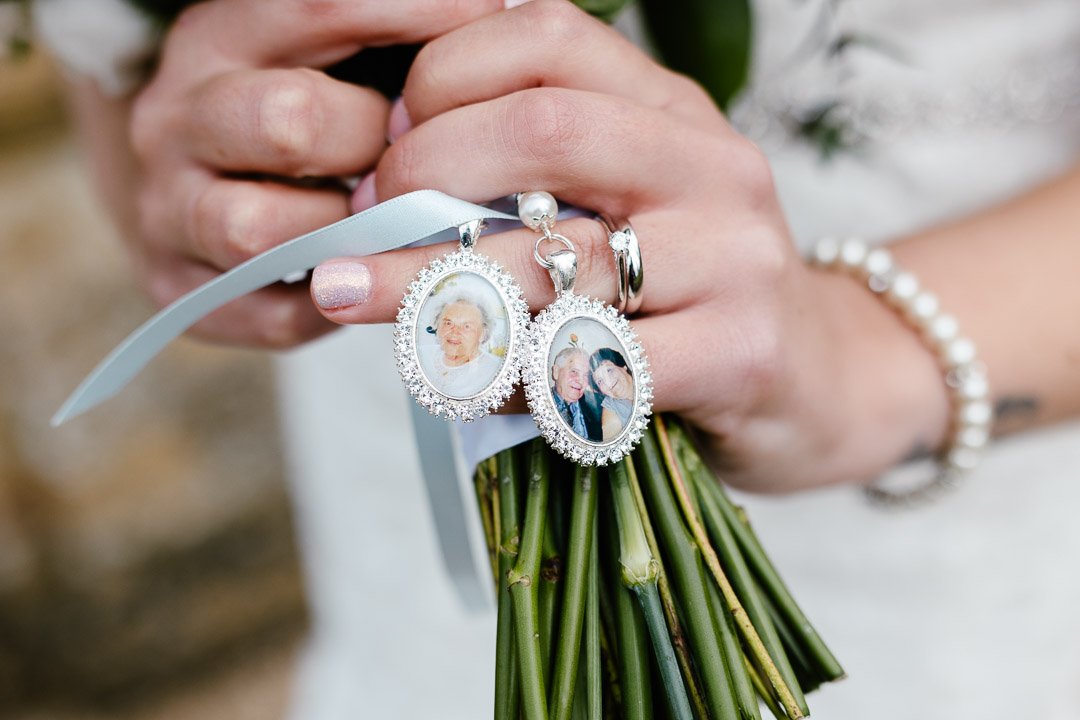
[811,260,952,484]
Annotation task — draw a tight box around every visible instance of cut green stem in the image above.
[624,457,711,720]
[495,450,522,720]
[693,457,845,683]
[679,435,808,716]
[586,529,602,719]
[637,427,739,720]
[655,417,803,719]
[508,441,551,720]
[550,465,598,720]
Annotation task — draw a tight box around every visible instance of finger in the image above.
[145,255,335,348]
[184,177,350,270]
[403,0,723,133]
[377,88,731,216]
[185,68,390,177]
[308,213,699,326]
[171,0,505,68]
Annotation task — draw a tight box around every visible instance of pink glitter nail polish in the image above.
[311,260,372,309]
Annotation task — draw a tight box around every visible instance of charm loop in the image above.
[546,248,578,295]
[458,219,485,250]
[533,232,576,269]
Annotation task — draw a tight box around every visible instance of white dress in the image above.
[271,0,1080,717]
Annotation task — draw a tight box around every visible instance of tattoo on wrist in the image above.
[993,395,1040,433]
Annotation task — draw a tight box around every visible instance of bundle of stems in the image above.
[473,415,845,720]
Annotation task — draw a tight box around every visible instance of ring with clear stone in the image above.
[809,237,993,508]
[597,215,644,316]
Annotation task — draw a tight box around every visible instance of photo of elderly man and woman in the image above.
[417,272,509,399]
[548,319,636,444]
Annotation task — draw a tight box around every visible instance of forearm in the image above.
[892,163,1080,436]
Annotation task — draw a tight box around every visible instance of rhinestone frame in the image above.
[523,292,653,466]
[395,249,530,422]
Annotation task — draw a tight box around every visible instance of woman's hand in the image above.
[310,0,950,492]
[111,0,504,347]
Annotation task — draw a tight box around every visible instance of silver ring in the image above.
[597,215,643,316]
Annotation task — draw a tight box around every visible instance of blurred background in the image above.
[0,47,307,719]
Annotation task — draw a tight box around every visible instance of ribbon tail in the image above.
[52,190,517,426]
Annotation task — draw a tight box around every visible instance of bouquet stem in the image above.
[494,450,522,720]
[508,441,552,720]
[654,418,803,719]
[550,465,598,720]
[480,415,844,719]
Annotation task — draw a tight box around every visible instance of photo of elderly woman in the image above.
[589,347,635,442]
[417,272,508,399]
[548,318,635,444]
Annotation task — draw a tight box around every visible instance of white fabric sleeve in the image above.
[31,0,161,97]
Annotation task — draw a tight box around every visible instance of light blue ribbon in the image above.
[52,190,517,426]
[52,190,529,611]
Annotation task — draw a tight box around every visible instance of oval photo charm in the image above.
[396,250,529,421]
[524,293,652,465]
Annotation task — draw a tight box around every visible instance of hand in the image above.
[124,0,503,347]
[310,0,950,492]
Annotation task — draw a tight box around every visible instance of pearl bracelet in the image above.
[809,238,993,507]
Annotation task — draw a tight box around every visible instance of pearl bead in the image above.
[812,237,841,265]
[864,247,894,276]
[943,337,977,367]
[928,313,958,344]
[956,426,989,450]
[517,191,558,231]
[908,291,939,322]
[839,238,867,268]
[887,271,919,303]
[959,399,993,427]
[958,371,989,400]
[947,446,981,471]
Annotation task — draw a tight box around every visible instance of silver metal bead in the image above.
[517,191,558,231]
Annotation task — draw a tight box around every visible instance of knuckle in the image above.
[379,136,425,193]
[291,0,347,20]
[254,72,322,172]
[144,265,183,311]
[260,299,321,349]
[572,220,614,294]
[504,89,588,164]
[524,0,588,46]
[173,1,215,30]
[129,89,166,163]
[729,312,786,405]
[732,137,777,207]
[666,72,715,113]
[191,185,264,266]
[409,38,449,99]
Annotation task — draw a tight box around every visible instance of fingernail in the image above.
[350,172,378,214]
[311,260,372,309]
[505,0,532,7]
[387,98,412,143]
